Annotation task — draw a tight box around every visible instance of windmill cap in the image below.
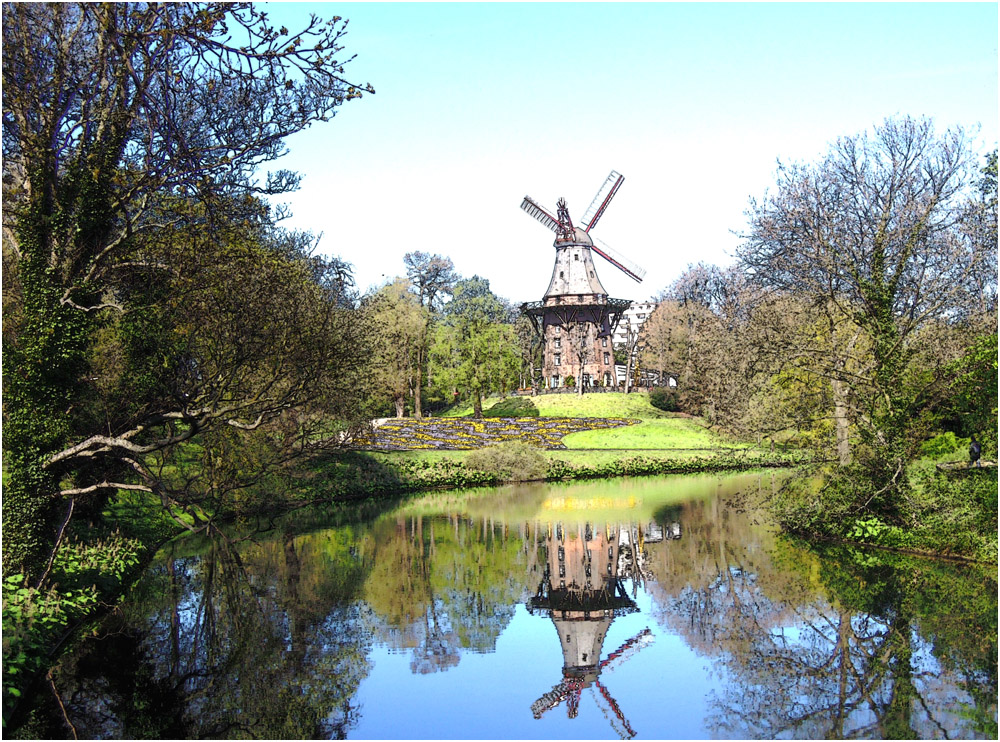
[554,228,594,247]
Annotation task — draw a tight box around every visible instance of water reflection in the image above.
[528,521,673,737]
[25,473,996,740]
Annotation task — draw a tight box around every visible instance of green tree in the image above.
[739,117,995,517]
[362,278,428,417]
[430,277,518,418]
[403,252,457,417]
[1,3,372,577]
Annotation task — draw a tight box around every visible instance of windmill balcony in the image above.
[545,294,607,306]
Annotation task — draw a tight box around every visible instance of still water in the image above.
[40,472,997,739]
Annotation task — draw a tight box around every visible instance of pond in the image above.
[31,472,997,739]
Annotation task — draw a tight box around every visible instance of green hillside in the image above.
[437,392,743,450]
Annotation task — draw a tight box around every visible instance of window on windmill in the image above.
[590,271,594,278]
[574,254,579,261]
[554,338,561,348]
[604,352,610,365]
[559,271,564,279]
[554,354,561,366]
[601,337,607,347]
[554,326,561,335]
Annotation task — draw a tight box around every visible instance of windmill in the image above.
[527,520,655,739]
[519,171,646,391]
[530,628,654,739]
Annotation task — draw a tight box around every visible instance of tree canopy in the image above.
[2,2,373,576]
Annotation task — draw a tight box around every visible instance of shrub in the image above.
[649,387,679,412]
[920,432,966,459]
[483,397,540,417]
[564,376,575,388]
[465,442,548,482]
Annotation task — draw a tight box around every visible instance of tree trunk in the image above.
[394,395,405,418]
[413,344,424,418]
[473,391,483,419]
[832,377,852,466]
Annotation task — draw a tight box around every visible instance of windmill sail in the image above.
[521,196,560,233]
[592,236,646,283]
[581,170,625,233]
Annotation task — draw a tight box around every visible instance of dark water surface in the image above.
[34,472,997,739]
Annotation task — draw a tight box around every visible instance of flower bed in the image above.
[354,417,637,450]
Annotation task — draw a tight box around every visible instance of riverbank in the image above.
[5,402,993,733]
[3,407,798,730]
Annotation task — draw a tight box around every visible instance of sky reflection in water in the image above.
[43,472,998,740]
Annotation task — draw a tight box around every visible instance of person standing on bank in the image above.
[969,435,982,468]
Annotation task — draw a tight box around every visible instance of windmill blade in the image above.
[581,170,625,233]
[593,680,637,739]
[592,236,646,283]
[521,196,560,233]
[600,628,654,673]
[531,677,585,719]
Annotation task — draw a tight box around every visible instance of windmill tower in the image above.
[520,171,646,390]
[527,521,654,738]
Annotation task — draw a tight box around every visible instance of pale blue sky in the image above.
[265,2,998,303]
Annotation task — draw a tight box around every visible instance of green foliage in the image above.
[2,534,145,720]
[920,432,966,459]
[935,332,998,454]
[847,517,890,542]
[773,458,997,561]
[564,375,576,388]
[648,386,680,412]
[431,277,519,417]
[465,442,547,482]
[3,574,98,708]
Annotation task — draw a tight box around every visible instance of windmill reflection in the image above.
[528,520,680,738]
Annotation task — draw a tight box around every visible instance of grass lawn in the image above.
[435,392,750,451]
[562,417,747,450]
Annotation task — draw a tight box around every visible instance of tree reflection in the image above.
[28,476,995,740]
[640,491,996,739]
[44,525,372,739]
[361,513,537,673]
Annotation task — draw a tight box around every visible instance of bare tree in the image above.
[739,116,994,508]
